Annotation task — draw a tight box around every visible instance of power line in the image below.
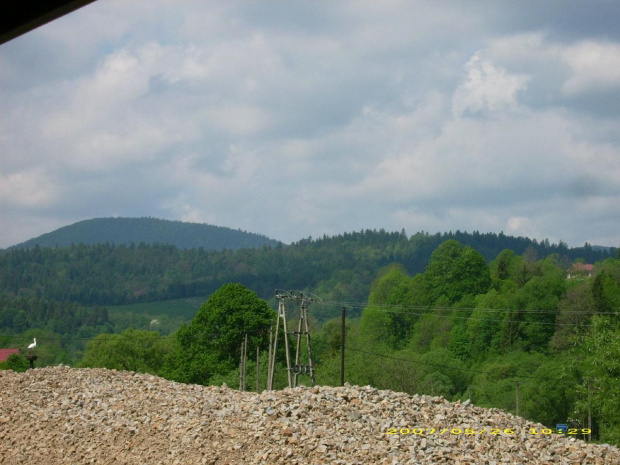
[306,336,554,382]
[1,301,608,347]
[364,309,589,327]
[344,345,554,382]
[317,302,603,327]
[326,301,618,315]
[0,326,273,343]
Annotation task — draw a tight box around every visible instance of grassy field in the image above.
[107,296,206,319]
[105,296,207,334]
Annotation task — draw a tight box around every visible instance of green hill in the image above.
[9,217,281,251]
[1,228,616,321]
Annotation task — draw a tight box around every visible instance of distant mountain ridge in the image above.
[9,217,281,251]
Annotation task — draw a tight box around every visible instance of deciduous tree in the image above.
[168,283,273,385]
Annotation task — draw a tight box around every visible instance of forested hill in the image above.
[8,217,280,251]
[1,229,616,318]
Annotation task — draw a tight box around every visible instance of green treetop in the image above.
[168,283,274,385]
[424,240,491,304]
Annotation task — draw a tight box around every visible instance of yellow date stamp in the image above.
[386,428,515,435]
[386,427,592,436]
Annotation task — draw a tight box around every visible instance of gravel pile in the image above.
[1,367,619,464]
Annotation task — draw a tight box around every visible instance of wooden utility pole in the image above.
[243,333,248,391]
[239,333,248,391]
[26,355,37,370]
[239,337,244,391]
[340,306,346,387]
[256,346,260,393]
[588,378,592,442]
[293,300,304,387]
[515,380,520,417]
[267,325,273,390]
[269,293,292,389]
[291,291,319,387]
[268,290,322,389]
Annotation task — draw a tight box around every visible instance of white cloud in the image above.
[0,168,60,208]
[205,104,272,136]
[452,52,530,117]
[19,44,206,172]
[486,33,547,61]
[176,205,219,226]
[563,41,620,94]
[505,216,539,238]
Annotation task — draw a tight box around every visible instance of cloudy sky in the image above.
[1,0,620,249]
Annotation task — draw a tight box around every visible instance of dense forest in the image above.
[1,229,615,319]
[8,217,280,251]
[2,229,620,445]
[323,243,620,446]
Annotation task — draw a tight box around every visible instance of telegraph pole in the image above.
[267,325,273,390]
[515,380,520,417]
[239,336,244,391]
[243,333,248,391]
[256,346,260,393]
[294,299,304,387]
[269,291,292,389]
[588,378,592,442]
[268,290,321,389]
[239,333,248,391]
[290,291,320,387]
[340,306,346,387]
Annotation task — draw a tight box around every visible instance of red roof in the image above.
[571,263,594,272]
[0,349,19,362]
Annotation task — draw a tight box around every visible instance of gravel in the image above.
[1,367,619,464]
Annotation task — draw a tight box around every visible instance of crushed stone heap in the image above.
[1,367,619,464]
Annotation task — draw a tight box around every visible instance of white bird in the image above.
[27,338,37,349]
